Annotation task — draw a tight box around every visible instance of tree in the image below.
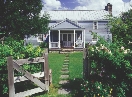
[0,0,49,40]
[109,9,132,48]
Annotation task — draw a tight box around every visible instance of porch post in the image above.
[84,29,85,48]
[74,30,75,48]
[49,30,51,48]
[82,30,83,47]
[58,30,60,48]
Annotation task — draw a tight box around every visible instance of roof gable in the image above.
[50,18,84,29]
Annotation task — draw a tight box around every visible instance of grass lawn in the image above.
[65,52,83,96]
[29,52,83,97]
[69,52,83,79]
[48,53,65,87]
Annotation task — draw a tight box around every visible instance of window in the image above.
[37,34,43,42]
[93,21,98,29]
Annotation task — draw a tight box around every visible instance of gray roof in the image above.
[41,10,109,21]
[50,18,84,29]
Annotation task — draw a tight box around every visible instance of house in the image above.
[25,3,112,50]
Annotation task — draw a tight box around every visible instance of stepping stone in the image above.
[65,58,69,60]
[61,70,69,73]
[65,55,69,57]
[58,88,71,94]
[62,65,68,68]
[59,80,69,85]
[60,75,69,79]
[63,63,69,65]
[61,68,68,71]
[64,60,69,62]
[65,56,69,58]
[61,71,69,75]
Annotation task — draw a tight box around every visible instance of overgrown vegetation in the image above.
[81,37,132,97]
[0,37,44,96]
[81,8,132,97]
[109,9,132,48]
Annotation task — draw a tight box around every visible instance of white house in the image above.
[26,3,112,50]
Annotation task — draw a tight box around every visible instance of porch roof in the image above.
[50,18,85,30]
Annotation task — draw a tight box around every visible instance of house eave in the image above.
[50,28,85,30]
[50,19,109,21]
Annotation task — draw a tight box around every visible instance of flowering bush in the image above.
[82,37,132,97]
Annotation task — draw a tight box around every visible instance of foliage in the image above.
[81,37,132,97]
[0,0,49,39]
[39,42,49,48]
[109,9,132,48]
[0,37,44,96]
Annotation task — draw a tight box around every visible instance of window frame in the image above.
[93,21,98,29]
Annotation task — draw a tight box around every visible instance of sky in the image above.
[42,0,132,16]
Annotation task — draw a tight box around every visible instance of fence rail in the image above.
[7,49,52,97]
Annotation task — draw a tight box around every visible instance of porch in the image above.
[48,30,85,49]
[48,18,86,50]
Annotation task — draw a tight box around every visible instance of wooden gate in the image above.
[7,50,52,97]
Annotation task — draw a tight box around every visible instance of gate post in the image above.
[7,56,15,97]
[83,48,88,79]
[44,49,49,91]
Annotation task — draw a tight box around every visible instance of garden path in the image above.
[58,53,72,94]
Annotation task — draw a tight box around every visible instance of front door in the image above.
[61,34,73,47]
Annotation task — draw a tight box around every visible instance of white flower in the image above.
[96,47,99,50]
[91,48,94,51]
[121,46,124,50]
[124,50,127,54]
[128,41,132,44]
[127,49,130,53]
[100,44,103,46]
[108,50,112,54]
[97,86,100,89]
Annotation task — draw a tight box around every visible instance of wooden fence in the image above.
[83,47,91,80]
[7,49,52,97]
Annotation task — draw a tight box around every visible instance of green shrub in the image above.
[0,37,44,96]
[39,42,48,48]
[81,37,132,97]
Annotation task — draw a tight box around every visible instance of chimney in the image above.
[105,3,112,15]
